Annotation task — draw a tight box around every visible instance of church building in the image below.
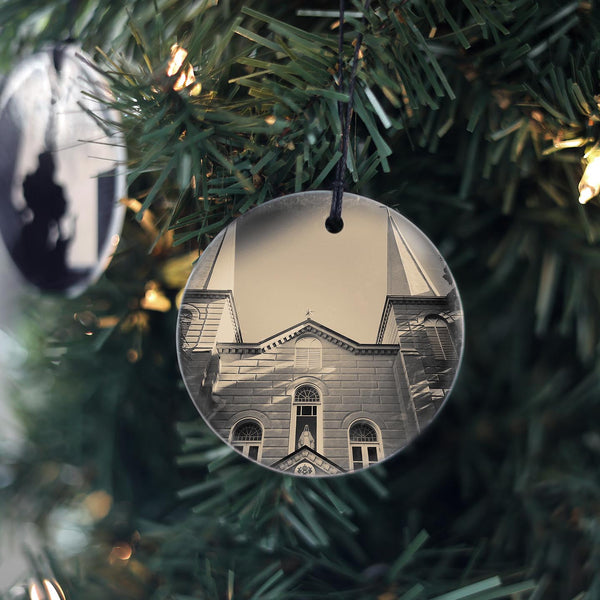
[179,208,462,476]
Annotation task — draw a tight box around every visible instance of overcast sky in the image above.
[222,192,454,344]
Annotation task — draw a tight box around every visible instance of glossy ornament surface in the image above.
[0,44,126,295]
[177,191,464,477]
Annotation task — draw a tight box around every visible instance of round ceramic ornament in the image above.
[0,44,126,295]
[177,191,464,477]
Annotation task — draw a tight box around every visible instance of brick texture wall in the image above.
[179,291,463,472]
[209,337,411,471]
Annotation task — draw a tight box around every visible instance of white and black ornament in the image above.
[0,44,126,295]
[177,191,464,477]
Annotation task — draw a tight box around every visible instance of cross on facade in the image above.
[305,308,314,319]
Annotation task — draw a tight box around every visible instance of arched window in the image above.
[293,384,320,452]
[348,421,382,470]
[231,420,263,461]
[295,337,322,370]
[295,385,320,402]
[424,316,456,360]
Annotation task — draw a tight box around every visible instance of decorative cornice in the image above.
[184,289,232,301]
[261,318,362,347]
[217,320,399,355]
[376,299,394,345]
[376,294,452,343]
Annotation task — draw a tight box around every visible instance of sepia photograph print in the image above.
[177,191,464,477]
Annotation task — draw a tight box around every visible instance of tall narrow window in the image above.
[424,316,456,360]
[295,337,322,370]
[293,384,320,451]
[232,420,263,461]
[349,422,381,470]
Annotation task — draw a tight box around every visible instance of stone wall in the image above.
[178,291,463,471]
[210,337,410,471]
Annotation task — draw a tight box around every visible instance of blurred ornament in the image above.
[0,44,126,295]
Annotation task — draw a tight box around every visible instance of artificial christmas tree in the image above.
[1,1,599,599]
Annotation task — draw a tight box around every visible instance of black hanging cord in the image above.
[326,0,371,234]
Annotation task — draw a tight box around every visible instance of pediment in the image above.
[217,318,399,355]
[257,319,360,352]
[271,445,345,476]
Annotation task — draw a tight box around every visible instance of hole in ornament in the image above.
[325,215,344,233]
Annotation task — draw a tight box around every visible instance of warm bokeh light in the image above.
[28,579,65,600]
[28,582,42,600]
[579,154,600,204]
[84,490,113,520]
[127,348,140,363]
[109,542,133,563]
[167,45,188,77]
[167,44,200,94]
[96,316,120,329]
[140,282,172,312]
[43,579,66,600]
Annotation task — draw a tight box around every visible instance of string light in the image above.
[167,44,202,96]
[578,152,600,204]
[28,579,65,600]
[140,281,171,312]
[28,582,42,600]
[43,579,65,600]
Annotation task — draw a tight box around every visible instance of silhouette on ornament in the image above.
[15,150,74,288]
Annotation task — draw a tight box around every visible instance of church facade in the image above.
[178,209,462,476]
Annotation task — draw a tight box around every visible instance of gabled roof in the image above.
[271,445,345,475]
[259,318,359,348]
[217,318,399,355]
